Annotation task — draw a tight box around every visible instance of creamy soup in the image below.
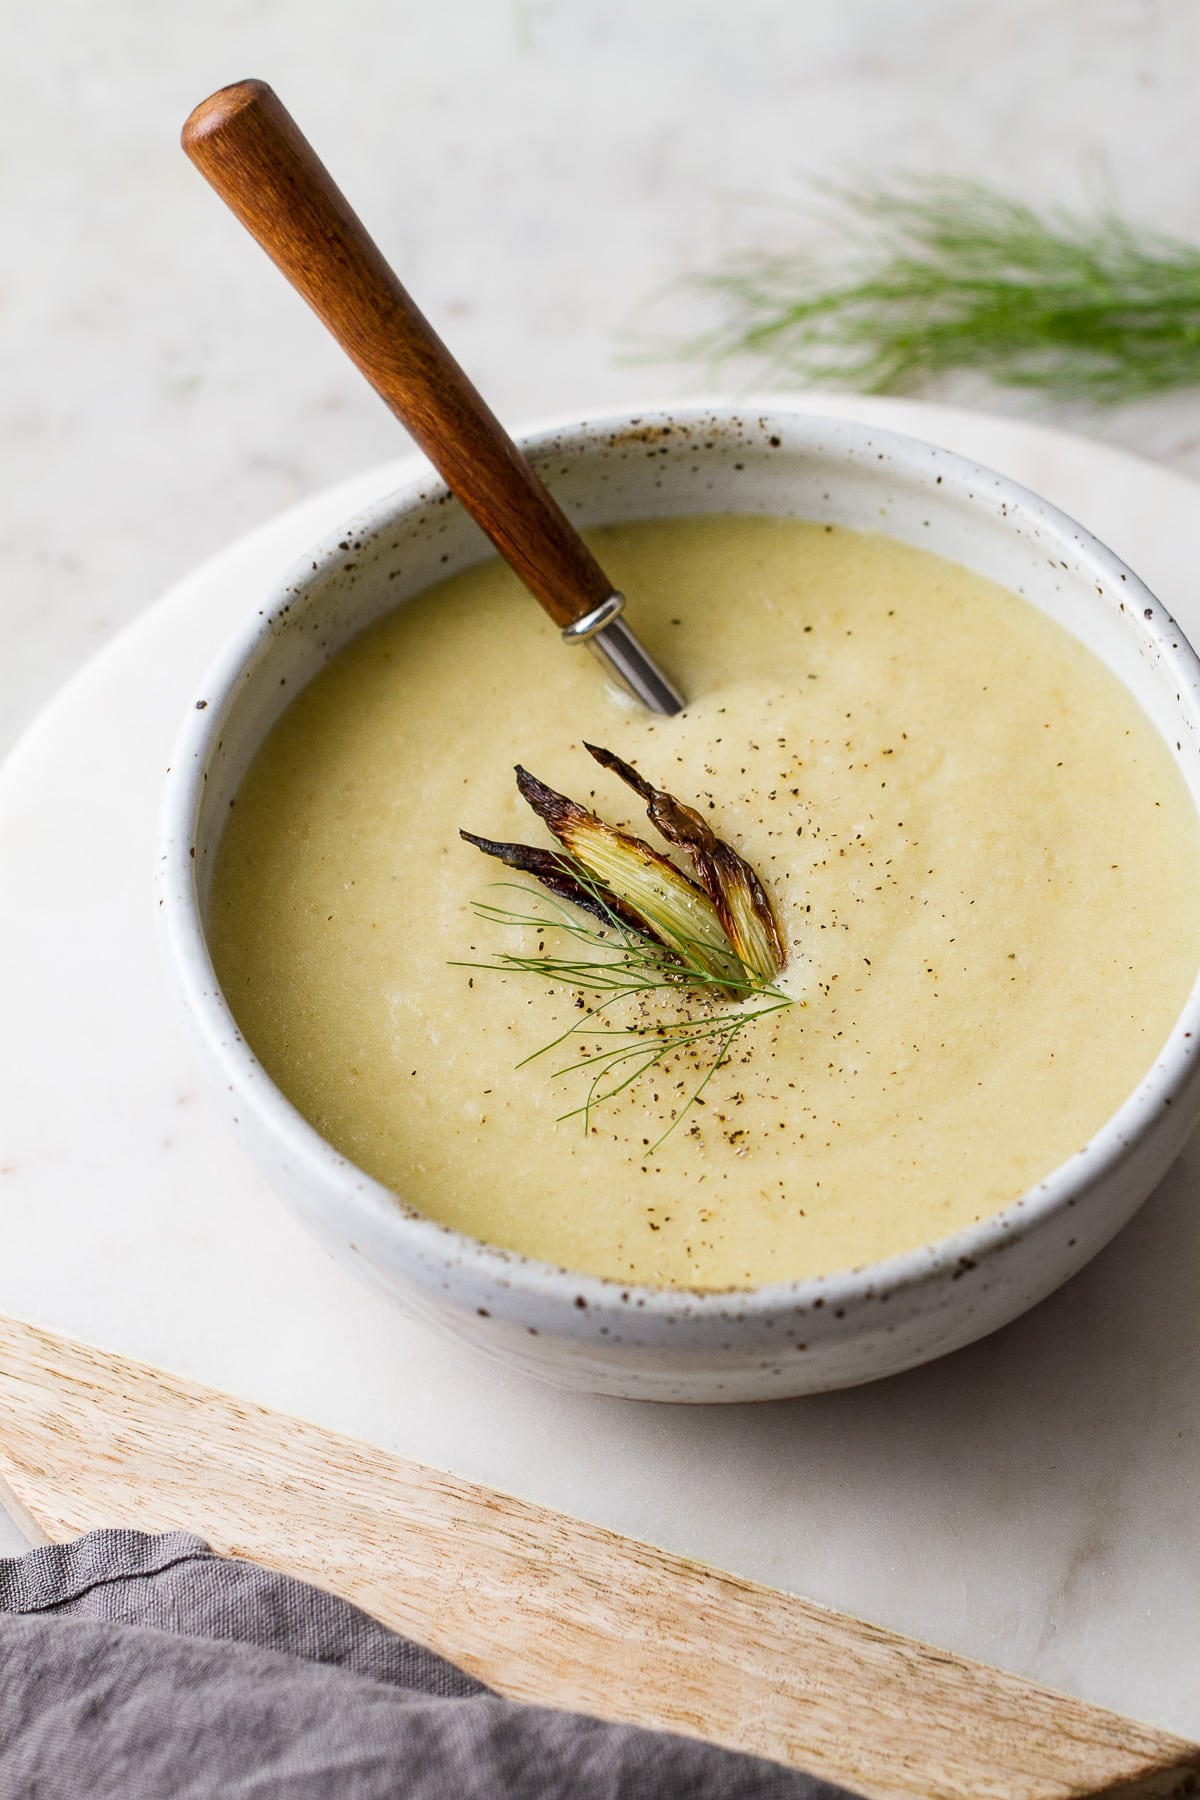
[209,516,1200,1289]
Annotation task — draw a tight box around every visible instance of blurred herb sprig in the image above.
[678,175,1200,403]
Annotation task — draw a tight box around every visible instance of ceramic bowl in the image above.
[156,406,1200,1402]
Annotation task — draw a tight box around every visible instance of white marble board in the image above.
[2,394,1198,1737]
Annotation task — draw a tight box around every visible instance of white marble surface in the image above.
[4,0,1200,1727]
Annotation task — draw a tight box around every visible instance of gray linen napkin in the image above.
[0,1529,862,1798]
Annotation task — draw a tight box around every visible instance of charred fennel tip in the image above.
[458,751,794,1144]
[457,830,649,937]
[464,750,787,989]
[582,743,786,982]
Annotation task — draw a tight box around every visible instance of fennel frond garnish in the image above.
[458,747,792,1146]
[675,174,1200,403]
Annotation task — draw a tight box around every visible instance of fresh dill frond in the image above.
[549,998,793,1150]
[453,877,794,1149]
[676,174,1200,402]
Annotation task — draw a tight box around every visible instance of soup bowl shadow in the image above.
[156,407,1200,1402]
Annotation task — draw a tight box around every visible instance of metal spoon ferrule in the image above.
[562,594,685,716]
[561,593,626,643]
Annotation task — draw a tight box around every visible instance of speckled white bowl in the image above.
[157,406,1200,1402]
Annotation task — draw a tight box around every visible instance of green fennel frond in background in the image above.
[680,176,1200,402]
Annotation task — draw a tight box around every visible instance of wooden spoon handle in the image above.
[181,79,613,631]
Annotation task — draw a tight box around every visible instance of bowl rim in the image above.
[156,402,1200,1327]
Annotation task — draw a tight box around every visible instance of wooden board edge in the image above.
[0,1465,48,1547]
[0,1314,1197,1800]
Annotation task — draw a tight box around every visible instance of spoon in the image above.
[181,80,684,715]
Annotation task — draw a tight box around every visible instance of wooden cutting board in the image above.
[0,1315,1195,1800]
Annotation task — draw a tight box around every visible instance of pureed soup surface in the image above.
[209,516,1200,1289]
